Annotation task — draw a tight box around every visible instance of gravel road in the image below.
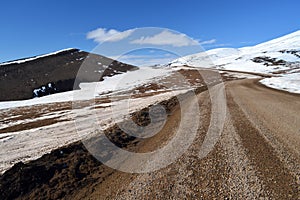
[85,78,299,199]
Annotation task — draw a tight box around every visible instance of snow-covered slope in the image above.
[170,30,300,94]
[241,30,300,52]
[170,30,300,74]
[0,67,171,110]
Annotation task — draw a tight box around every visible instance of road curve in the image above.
[82,78,299,199]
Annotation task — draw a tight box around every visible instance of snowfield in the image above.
[170,30,300,94]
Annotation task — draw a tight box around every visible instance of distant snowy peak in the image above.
[242,30,300,52]
[169,30,300,74]
[0,48,78,66]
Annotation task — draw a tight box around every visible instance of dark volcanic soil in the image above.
[0,49,137,101]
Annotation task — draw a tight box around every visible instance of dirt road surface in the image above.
[81,79,300,199]
[0,78,299,199]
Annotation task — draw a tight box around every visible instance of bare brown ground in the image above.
[0,117,69,134]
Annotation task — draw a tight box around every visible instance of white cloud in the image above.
[199,39,217,45]
[131,30,200,47]
[87,28,134,43]
[112,54,177,67]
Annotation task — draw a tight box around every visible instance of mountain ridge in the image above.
[0,48,79,66]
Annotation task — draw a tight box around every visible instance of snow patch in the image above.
[260,73,300,94]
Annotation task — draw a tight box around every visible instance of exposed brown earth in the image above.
[0,117,69,134]
[0,75,299,199]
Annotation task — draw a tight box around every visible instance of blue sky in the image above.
[1,0,299,64]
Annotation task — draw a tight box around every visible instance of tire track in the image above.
[88,88,232,199]
[226,88,298,199]
[221,115,267,199]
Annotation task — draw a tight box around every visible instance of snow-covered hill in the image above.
[170,30,300,73]
[170,30,300,93]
